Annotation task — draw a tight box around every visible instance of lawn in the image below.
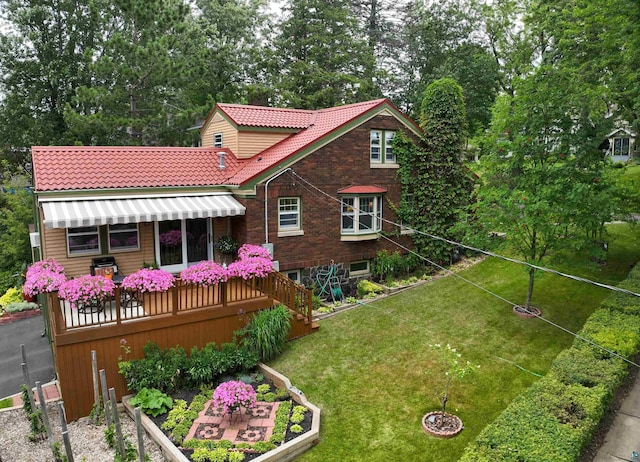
[269,223,640,462]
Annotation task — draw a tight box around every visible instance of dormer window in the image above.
[214,133,223,148]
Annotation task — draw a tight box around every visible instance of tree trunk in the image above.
[525,267,535,310]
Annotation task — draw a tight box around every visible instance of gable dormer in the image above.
[201,104,312,159]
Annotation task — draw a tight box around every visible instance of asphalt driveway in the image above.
[0,314,55,398]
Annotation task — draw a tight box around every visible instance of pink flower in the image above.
[180,261,227,286]
[24,270,67,297]
[226,257,274,280]
[122,268,175,293]
[237,244,272,260]
[212,381,257,415]
[58,275,115,309]
[26,259,64,277]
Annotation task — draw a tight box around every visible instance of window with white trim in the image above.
[108,223,140,252]
[613,137,631,156]
[341,195,382,235]
[214,133,223,148]
[370,130,397,165]
[278,197,301,233]
[67,226,100,255]
[285,269,301,283]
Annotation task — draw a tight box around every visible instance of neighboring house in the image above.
[604,127,637,163]
[31,98,421,287]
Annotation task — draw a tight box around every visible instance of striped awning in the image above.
[41,194,246,229]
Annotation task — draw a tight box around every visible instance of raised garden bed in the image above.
[123,364,320,462]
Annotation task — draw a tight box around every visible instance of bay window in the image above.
[341,195,382,237]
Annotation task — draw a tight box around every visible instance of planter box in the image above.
[123,363,320,462]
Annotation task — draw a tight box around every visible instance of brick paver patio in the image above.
[185,400,280,445]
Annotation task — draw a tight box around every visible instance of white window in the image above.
[214,133,223,148]
[341,195,382,235]
[370,130,397,165]
[385,131,396,162]
[108,223,140,252]
[349,260,370,276]
[613,137,631,156]
[278,197,303,236]
[67,226,100,255]
[370,131,381,162]
[285,269,301,283]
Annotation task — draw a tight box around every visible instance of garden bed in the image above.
[123,364,320,462]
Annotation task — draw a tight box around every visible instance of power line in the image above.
[286,168,640,299]
[285,169,640,370]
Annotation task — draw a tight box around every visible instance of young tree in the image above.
[395,78,475,264]
[475,65,618,310]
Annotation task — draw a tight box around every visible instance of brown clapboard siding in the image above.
[202,114,239,152]
[237,132,290,159]
[41,223,155,278]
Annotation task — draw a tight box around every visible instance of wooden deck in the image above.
[47,273,317,420]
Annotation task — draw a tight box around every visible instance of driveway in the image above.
[0,314,55,398]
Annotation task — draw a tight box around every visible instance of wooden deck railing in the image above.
[48,273,313,334]
[259,271,313,322]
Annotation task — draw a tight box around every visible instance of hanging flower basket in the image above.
[58,275,115,311]
[121,268,175,293]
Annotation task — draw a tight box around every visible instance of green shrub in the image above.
[252,441,276,453]
[0,287,23,308]
[161,399,188,431]
[228,452,245,462]
[460,263,640,462]
[119,342,187,393]
[238,304,292,362]
[5,301,38,313]
[129,388,173,417]
[256,384,270,394]
[357,279,383,298]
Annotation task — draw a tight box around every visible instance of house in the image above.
[32,98,422,289]
[30,98,423,420]
[604,127,637,163]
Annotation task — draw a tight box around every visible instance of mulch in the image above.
[0,308,42,325]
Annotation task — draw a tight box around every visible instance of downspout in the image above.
[264,167,292,244]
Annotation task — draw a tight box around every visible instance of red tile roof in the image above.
[227,99,393,185]
[32,146,242,192]
[216,104,313,129]
[337,185,388,194]
[33,98,420,192]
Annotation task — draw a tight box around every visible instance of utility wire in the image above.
[286,169,640,299]
[285,169,640,370]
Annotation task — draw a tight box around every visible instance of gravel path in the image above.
[0,402,167,461]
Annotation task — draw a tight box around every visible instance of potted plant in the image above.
[226,244,274,280]
[212,380,257,425]
[23,259,67,299]
[180,260,227,286]
[121,268,175,293]
[58,275,116,312]
[422,343,479,438]
[216,236,238,261]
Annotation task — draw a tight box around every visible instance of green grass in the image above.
[0,397,13,409]
[269,223,640,462]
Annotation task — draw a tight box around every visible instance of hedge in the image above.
[459,264,640,462]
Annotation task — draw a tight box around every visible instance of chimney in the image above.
[218,152,226,170]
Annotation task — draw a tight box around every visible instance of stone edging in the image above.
[123,363,320,462]
[421,412,463,438]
